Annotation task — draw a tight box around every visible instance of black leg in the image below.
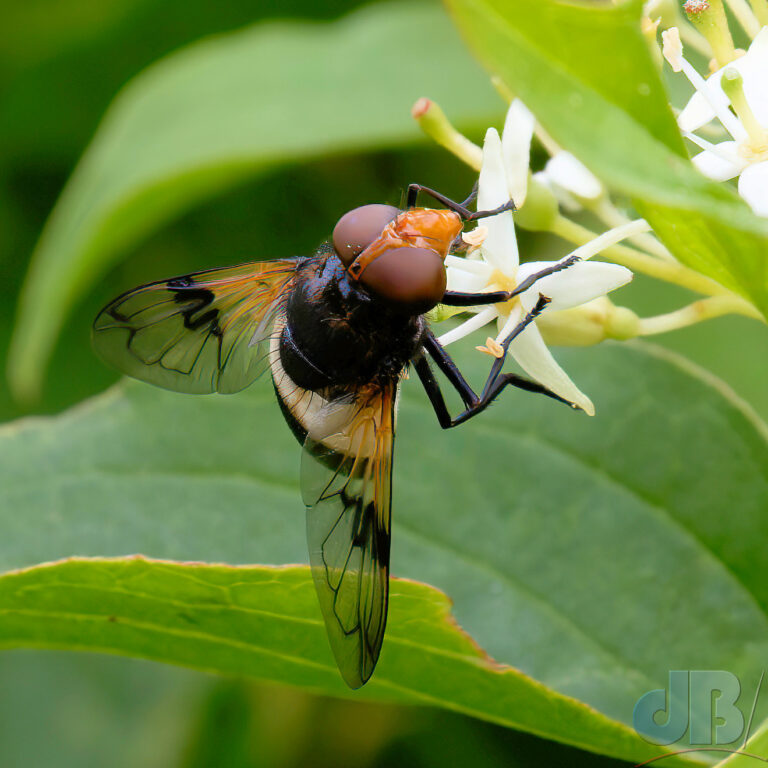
[441,290,509,307]
[469,201,517,221]
[407,183,516,220]
[415,346,573,430]
[422,330,476,408]
[482,295,551,388]
[450,372,575,426]
[440,253,581,308]
[417,299,580,430]
[459,182,478,209]
[413,353,454,429]
[505,253,581,299]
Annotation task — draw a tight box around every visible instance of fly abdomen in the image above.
[279,321,335,392]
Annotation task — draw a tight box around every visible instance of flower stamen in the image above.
[475,337,505,358]
[461,226,488,254]
[488,268,518,294]
[662,28,746,141]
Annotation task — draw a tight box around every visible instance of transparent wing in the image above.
[93,260,298,394]
[301,383,396,688]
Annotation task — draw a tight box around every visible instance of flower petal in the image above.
[677,66,738,134]
[478,128,519,273]
[533,170,581,212]
[501,99,535,207]
[545,152,603,201]
[691,144,745,182]
[481,212,518,274]
[504,321,595,415]
[736,27,768,126]
[567,218,650,261]
[678,28,768,132]
[678,88,719,133]
[516,260,633,312]
[478,128,509,210]
[738,161,768,217]
[437,306,498,346]
[445,265,492,293]
[445,254,493,274]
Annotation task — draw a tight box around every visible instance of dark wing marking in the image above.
[301,383,396,688]
[93,260,298,394]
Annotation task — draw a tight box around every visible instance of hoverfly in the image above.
[93,184,579,688]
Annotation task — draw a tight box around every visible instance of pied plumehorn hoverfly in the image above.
[92,184,581,688]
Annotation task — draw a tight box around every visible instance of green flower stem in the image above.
[589,198,676,261]
[724,0,761,37]
[638,295,763,335]
[551,214,751,301]
[677,20,715,57]
[750,0,768,26]
[412,98,482,170]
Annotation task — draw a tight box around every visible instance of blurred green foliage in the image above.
[2,0,767,766]
[6,2,502,399]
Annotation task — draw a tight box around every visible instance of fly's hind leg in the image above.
[415,295,581,429]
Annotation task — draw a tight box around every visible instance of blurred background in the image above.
[2,0,767,766]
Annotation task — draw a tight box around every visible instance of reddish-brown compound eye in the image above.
[361,246,446,314]
[332,204,400,266]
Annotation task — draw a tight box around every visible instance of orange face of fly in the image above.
[332,204,463,314]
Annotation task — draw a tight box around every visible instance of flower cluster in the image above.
[413,98,658,414]
[412,25,764,414]
[655,0,768,215]
[438,116,638,415]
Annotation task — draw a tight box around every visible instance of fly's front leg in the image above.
[439,253,582,308]
[441,290,509,307]
[505,253,581,300]
[406,184,515,220]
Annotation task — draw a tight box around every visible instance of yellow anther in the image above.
[475,337,505,358]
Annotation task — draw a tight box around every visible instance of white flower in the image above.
[501,98,603,211]
[501,99,535,207]
[440,128,639,416]
[677,28,768,132]
[534,152,604,212]
[664,26,768,216]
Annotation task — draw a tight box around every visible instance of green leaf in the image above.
[7,1,501,399]
[2,341,768,763]
[443,0,768,314]
[713,715,768,766]
[0,556,676,766]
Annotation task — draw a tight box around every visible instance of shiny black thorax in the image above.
[279,249,426,393]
